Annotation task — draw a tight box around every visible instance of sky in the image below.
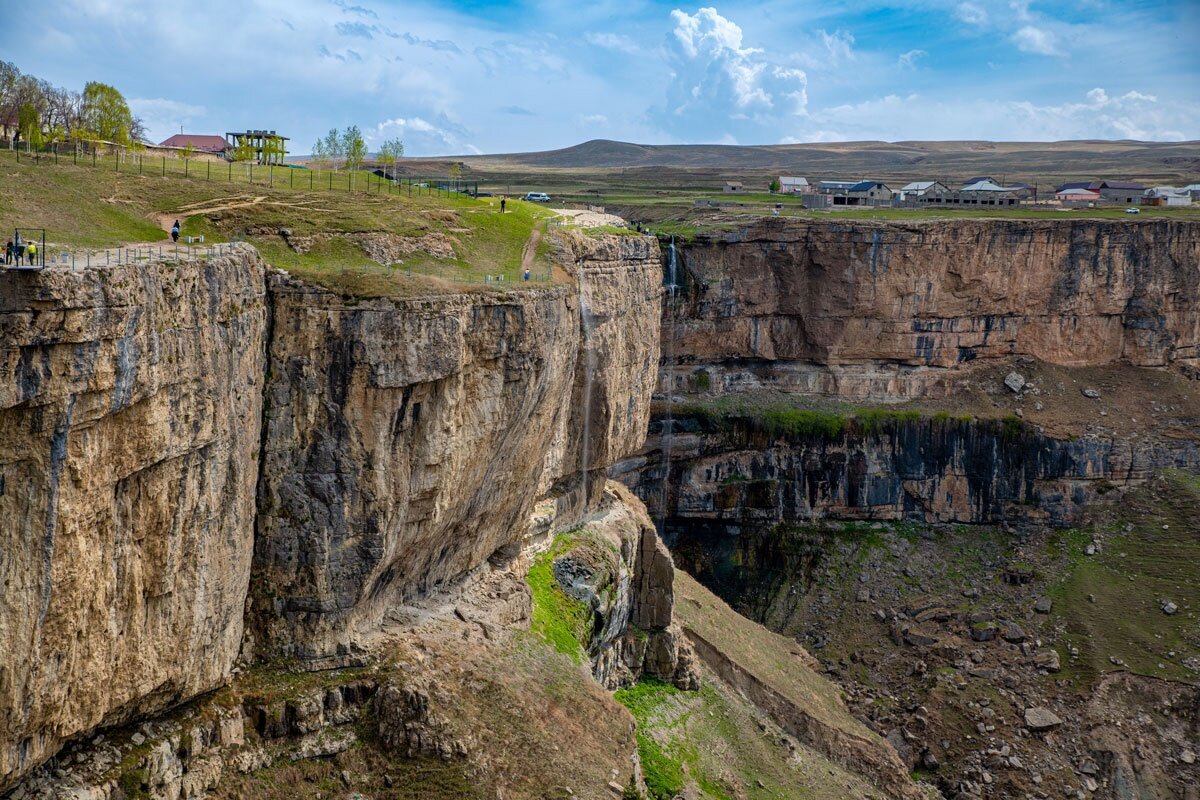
[1,0,1197,156]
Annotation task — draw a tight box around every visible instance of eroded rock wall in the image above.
[0,249,266,789]
[667,218,1200,399]
[252,232,662,660]
[625,414,1200,528]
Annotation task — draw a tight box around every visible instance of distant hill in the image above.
[402,138,1200,187]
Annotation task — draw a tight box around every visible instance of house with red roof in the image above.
[157,134,231,156]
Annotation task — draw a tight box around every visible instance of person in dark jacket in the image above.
[4,240,12,265]
[170,220,181,243]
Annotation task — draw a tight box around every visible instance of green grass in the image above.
[616,680,688,799]
[527,537,593,663]
[0,150,558,296]
[1046,470,1200,686]
[584,224,639,236]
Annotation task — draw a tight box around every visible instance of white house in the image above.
[779,176,810,194]
[899,180,948,198]
[1144,187,1192,206]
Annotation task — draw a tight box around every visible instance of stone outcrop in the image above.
[665,218,1200,400]
[0,247,267,790]
[626,411,1200,527]
[545,482,698,690]
[0,230,662,791]
[253,231,661,661]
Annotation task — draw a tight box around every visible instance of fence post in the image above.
[208,161,211,181]
[185,158,188,178]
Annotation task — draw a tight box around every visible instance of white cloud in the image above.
[1012,25,1057,55]
[798,87,1189,143]
[654,7,807,141]
[584,32,639,54]
[368,114,479,154]
[578,113,609,126]
[129,98,209,142]
[819,29,855,63]
[898,49,927,69]
[954,2,988,26]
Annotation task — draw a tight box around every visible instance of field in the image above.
[0,149,559,296]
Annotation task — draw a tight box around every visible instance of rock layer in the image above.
[666,218,1200,400]
[624,412,1200,528]
[252,231,662,660]
[0,248,267,789]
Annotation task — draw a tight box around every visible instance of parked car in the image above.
[524,192,551,202]
[1125,207,1140,214]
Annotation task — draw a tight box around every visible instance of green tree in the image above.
[769,178,781,193]
[79,81,134,146]
[448,162,462,179]
[230,141,257,162]
[311,137,328,169]
[180,142,195,160]
[377,137,404,173]
[342,125,366,189]
[17,102,40,147]
[322,128,344,167]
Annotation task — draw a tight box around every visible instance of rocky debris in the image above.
[1034,597,1053,614]
[285,230,458,263]
[1162,600,1178,615]
[1004,372,1026,393]
[970,622,998,642]
[1001,622,1027,644]
[1023,707,1063,731]
[1082,388,1101,399]
[1033,650,1061,672]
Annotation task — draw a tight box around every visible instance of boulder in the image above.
[1034,597,1053,614]
[1023,707,1063,731]
[1004,372,1026,393]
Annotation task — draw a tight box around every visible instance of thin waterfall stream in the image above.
[579,268,596,504]
[659,236,679,531]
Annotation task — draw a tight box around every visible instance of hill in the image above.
[399,138,1200,188]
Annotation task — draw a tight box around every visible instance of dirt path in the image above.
[152,195,268,233]
[520,221,543,275]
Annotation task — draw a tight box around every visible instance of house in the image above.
[1181,183,1200,200]
[1057,180,1102,193]
[962,176,997,186]
[778,176,810,194]
[1055,187,1101,204]
[723,182,745,193]
[817,180,858,194]
[844,180,893,205]
[1097,180,1145,204]
[899,180,948,198]
[1143,187,1192,206]
[158,134,231,156]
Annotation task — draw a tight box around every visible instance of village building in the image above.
[898,180,948,199]
[158,134,232,156]
[1180,184,1200,200]
[778,176,811,193]
[1143,187,1192,206]
[723,181,745,193]
[1097,180,1145,204]
[817,180,858,194]
[225,130,289,165]
[1055,187,1102,205]
[837,180,893,206]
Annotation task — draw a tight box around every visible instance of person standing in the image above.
[14,238,24,266]
[170,220,181,243]
[500,196,506,213]
[523,267,530,281]
[4,239,12,265]
[26,241,36,267]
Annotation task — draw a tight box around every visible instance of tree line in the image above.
[311,127,404,172]
[0,61,143,149]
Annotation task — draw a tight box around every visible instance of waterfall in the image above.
[659,236,679,530]
[579,269,596,506]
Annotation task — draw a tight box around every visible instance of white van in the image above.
[524,192,551,202]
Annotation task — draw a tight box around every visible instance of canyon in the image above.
[1,215,1197,799]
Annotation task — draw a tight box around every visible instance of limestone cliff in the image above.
[625,411,1200,528]
[666,218,1200,399]
[0,248,267,789]
[251,231,663,661]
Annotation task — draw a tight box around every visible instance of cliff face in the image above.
[625,414,1200,529]
[0,249,267,788]
[0,232,663,789]
[667,219,1200,399]
[252,232,662,660]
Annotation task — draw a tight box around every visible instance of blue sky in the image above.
[1,0,1197,155]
